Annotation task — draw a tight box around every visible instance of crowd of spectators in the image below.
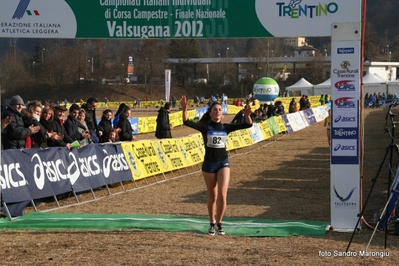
[0,95,136,151]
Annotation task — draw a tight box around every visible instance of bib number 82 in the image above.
[174,21,203,37]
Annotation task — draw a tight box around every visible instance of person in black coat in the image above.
[117,105,137,142]
[155,102,173,139]
[64,104,91,145]
[81,97,103,143]
[2,95,40,149]
[99,109,119,142]
[48,105,73,149]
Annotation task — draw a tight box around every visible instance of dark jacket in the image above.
[99,118,113,142]
[47,118,74,147]
[81,103,102,142]
[117,115,133,141]
[2,106,32,149]
[155,107,172,139]
[64,115,87,142]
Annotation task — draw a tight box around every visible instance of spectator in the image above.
[107,128,119,143]
[113,103,127,129]
[77,109,92,146]
[117,105,137,141]
[2,95,40,149]
[99,109,119,142]
[64,104,91,145]
[231,108,245,124]
[288,98,297,113]
[319,95,325,106]
[22,100,47,148]
[48,105,73,149]
[81,97,102,143]
[155,102,173,139]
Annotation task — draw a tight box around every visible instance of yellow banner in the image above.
[138,116,157,134]
[120,140,165,180]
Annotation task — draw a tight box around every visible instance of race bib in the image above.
[206,130,228,148]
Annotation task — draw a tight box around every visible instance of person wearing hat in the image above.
[48,104,73,149]
[81,97,103,143]
[64,103,91,146]
[2,95,40,149]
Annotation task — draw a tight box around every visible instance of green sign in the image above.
[0,0,361,39]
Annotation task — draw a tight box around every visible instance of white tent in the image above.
[362,72,387,95]
[286,78,314,95]
[313,78,331,95]
[388,78,399,95]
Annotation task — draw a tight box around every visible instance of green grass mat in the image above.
[0,212,329,237]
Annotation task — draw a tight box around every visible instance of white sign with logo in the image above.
[330,22,361,230]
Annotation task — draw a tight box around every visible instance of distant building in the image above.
[284,37,307,48]
[293,45,318,57]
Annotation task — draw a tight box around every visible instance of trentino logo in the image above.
[12,0,40,20]
[277,1,339,18]
[334,185,356,202]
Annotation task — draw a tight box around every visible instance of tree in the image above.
[168,39,203,87]
[136,39,168,94]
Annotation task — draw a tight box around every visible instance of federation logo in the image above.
[12,0,40,20]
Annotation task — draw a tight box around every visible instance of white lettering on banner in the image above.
[102,153,129,178]
[0,163,26,189]
[107,21,170,38]
[333,129,357,137]
[79,155,101,177]
[32,153,79,189]
[100,0,141,9]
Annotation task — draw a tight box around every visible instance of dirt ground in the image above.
[2,107,399,265]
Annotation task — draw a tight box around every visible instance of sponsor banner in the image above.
[331,139,358,164]
[1,144,133,203]
[312,105,329,123]
[123,140,165,179]
[94,144,132,183]
[331,165,360,229]
[175,138,199,166]
[281,115,294,134]
[364,98,397,109]
[301,109,317,125]
[138,116,157,134]
[285,112,307,132]
[0,1,361,39]
[258,120,274,140]
[249,123,266,144]
[237,128,254,148]
[226,131,244,151]
[267,117,280,136]
[154,139,188,171]
[331,127,358,139]
[332,112,357,128]
[274,115,287,133]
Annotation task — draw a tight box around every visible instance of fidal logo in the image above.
[12,0,40,20]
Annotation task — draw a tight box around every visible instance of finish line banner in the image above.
[0,0,361,39]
